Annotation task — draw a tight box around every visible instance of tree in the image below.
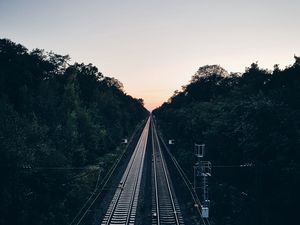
[153,58,300,225]
[0,39,148,225]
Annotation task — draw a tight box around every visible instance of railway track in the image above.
[151,118,185,225]
[101,117,150,225]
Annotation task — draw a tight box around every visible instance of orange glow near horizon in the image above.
[128,90,172,111]
[125,86,177,112]
[144,99,164,111]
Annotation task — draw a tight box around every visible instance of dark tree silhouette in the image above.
[0,39,148,225]
[154,59,300,225]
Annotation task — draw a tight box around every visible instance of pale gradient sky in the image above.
[1,0,300,110]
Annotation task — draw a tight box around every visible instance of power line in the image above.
[213,163,254,168]
[2,165,101,170]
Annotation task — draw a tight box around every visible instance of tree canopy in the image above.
[0,39,148,225]
[153,60,300,225]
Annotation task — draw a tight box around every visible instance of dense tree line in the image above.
[153,60,300,225]
[0,39,148,225]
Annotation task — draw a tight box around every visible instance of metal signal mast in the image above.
[193,144,211,218]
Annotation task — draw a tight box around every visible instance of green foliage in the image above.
[154,63,300,225]
[0,39,148,225]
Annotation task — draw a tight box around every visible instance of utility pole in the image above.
[193,144,211,218]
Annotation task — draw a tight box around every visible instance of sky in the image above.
[1,0,300,110]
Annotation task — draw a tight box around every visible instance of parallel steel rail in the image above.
[101,118,150,225]
[151,118,184,225]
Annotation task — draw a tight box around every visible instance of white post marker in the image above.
[168,139,175,145]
